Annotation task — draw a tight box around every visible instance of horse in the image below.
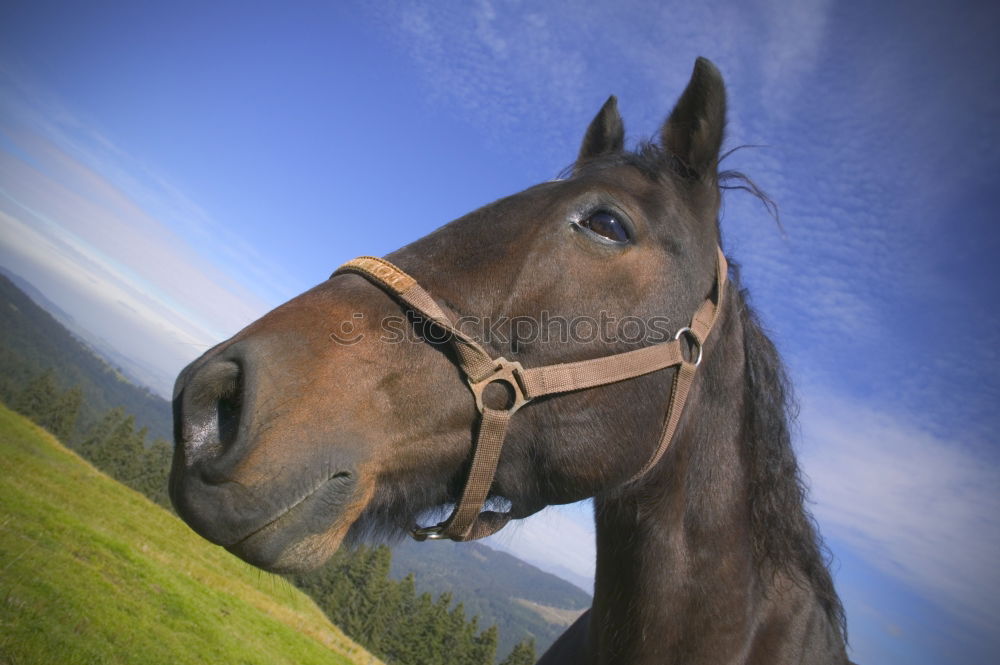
[169,58,852,664]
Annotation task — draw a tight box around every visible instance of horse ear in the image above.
[576,96,625,168]
[661,58,727,179]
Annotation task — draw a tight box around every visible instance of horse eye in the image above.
[578,210,630,243]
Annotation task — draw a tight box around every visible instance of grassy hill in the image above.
[0,404,381,665]
[0,273,172,442]
[0,273,593,661]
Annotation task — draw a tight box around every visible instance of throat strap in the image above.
[333,248,728,541]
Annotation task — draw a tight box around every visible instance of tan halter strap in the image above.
[333,248,728,542]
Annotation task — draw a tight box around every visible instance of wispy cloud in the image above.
[0,67,298,393]
[370,0,836,163]
[800,390,1000,634]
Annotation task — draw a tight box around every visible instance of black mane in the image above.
[730,263,847,640]
[576,140,845,637]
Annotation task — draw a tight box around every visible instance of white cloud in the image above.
[0,204,209,348]
[757,0,833,113]
[0,70,291,394]
[1,67,301,305]
[372,0,840,165]
[799,390,1000,632]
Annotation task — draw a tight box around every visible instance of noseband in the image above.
[333,248,728,542]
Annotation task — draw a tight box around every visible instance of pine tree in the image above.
[77,408,146,488]
[78,407,124,460]
[499,638,536,665]
[134,438,173,507]
[104,417,144,485]
[470,624,499,665]
[13,375,84,443]
[382,572,419,664]
[51,386,82,442]
[11,370,59,429]
[288,546,512,665]
[357,546,393,650]
[325,549,367,636]
[439,600,473,665]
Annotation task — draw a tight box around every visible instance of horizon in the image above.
[2,1,998,663]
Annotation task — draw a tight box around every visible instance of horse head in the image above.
[170,59,729,573]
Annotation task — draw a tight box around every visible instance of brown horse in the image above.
[169,58,852,664]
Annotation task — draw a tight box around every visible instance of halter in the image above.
[333,247,728,542]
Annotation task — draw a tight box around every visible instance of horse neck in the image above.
[587,295,839,665]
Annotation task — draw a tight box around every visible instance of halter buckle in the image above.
[468,357,530,414]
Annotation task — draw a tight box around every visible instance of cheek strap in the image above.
[333,247,727,542]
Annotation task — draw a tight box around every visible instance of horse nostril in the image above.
[216,374,243,451]
[177,359,243,464]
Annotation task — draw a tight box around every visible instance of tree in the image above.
[471,624,499,665]
[51,386,83,442]
[10,373,83,444]
[77,407,148,490]
[78,407,125,459]
[357,546,394,650]
[439,600,473,665]
[416,591,446,665]
[11,370,59,422]
[133,438,173,508]
[100,416,144,484]
[381,572,419,664]
[289,546,509,665]
[499,638,536,665]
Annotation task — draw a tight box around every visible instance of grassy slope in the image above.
[0,405,381,665]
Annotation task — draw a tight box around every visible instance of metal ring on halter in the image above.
[467,357,530,414]
[674,327,703,367]
[411,524,448,540]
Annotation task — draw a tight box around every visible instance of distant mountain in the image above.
[0,273,173,441]
[390,538,590,658]
[0,268,78,329]
[0,267,175,397]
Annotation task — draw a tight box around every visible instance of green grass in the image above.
[0,404,382,665]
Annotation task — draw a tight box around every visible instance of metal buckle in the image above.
[411,524,448,540]
[467,357,530,414]
[674,327,703,367]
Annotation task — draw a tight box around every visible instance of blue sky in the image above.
[1,1,997,663]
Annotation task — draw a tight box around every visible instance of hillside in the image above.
[0,273,173,441]
[0,272,594,660]
[391,538,590,658]
[0,268,175,398]
[0,404,380,665]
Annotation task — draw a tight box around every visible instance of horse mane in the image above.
[718,148,845,640]
[728,261,847,642]
[584,140,846,638]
